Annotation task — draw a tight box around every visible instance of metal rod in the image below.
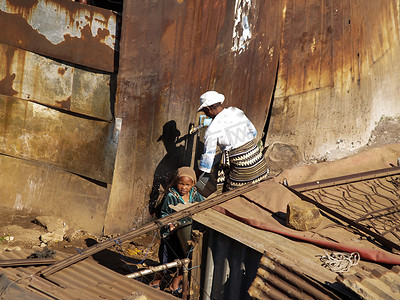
[290,166,400,192]
[126,258,190,279]
[37,184,258,277]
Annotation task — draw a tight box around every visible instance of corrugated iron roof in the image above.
[338,265,400,300]
[248,252,342,300]
[0,249,175,300]
[193,208,353,297]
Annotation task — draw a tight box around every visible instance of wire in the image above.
[318,250,360,273]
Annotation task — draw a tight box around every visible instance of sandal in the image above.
[171,286,182,297]
[149,282,160,290]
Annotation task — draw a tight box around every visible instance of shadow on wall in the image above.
[149,120,196,216]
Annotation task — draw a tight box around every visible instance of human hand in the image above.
[168,223,176,232]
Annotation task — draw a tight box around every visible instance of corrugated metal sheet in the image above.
[192,206,398,299]
[0,249,175,300]
[291,167,400,250]
[0,43,113,120]
[105,0,284,233]
[193,209,349,295]
[248,252,341,300]
[338,265,400,299]
[0,95,119,183]
[266,0,400,160]
[0,0,118,72]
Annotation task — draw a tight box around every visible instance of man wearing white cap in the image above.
[197,91,269,191]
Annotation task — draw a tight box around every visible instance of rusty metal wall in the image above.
[0,0,118,234]
[0,43,113,120]
[0,155,110,234]
[0,0,118,72]
[105,0,284,233]
[266,0,400,162]
[0,95,118,183]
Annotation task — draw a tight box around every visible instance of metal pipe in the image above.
[126,258,190,279]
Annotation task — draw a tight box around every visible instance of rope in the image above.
[318,250,360,273]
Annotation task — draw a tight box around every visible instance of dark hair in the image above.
[203,102,222,112]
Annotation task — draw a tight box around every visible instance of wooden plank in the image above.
[0,258,55,267]
[189,230,203,299]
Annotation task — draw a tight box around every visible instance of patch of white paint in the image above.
[268,46,274,61]
[310,37,316,54]
[231,0,255,55]
[13,194,23,210]
[0,0,116,48]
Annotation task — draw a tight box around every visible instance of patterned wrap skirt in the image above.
[217,139,269,190]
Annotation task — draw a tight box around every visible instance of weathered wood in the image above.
[0,258,55,267]
[189,230,203,299]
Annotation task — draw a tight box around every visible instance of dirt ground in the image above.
[0,207,162,285]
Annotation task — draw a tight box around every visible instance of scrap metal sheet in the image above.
[0,95,119,183]
[0,43,113,120]
[106,0,284,233]
[0,249,175,300]
[300,173,400,249]
[0,0,118,72]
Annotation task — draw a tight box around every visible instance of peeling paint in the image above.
[0,0,118,72]
[268,46,274,61]
[0,0,116,49]
[231,0,255,55]
[310,37,316,54]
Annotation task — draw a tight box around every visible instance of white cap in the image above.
[197,91,225,112]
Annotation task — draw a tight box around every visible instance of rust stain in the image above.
[96,27,110,41]
[0,47,18,96]
[55,96,71,110]
[5,0,39,9]
[58,67,66,76]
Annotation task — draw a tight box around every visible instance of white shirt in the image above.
[199,107,257,173]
